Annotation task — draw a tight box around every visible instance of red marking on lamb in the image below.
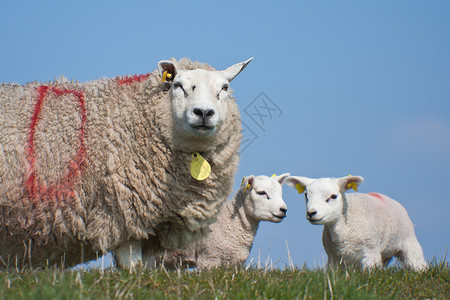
[118,73,151,85]
[368,192,385,202]
[26,86,87,203]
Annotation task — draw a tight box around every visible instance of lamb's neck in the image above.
[324,193,350,244]
[218,191,260,250]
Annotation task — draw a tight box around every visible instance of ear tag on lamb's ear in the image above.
[271,174,277,178]
[346,174,358,191]
[241,177,251,191]
[295,183,305,194]
[161,71,172,82]
[191,152,211,181]
[347,182,358,191]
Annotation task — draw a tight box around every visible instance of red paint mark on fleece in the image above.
[118,73,151,85]
[368,193,385,202]
[26,86,87,203]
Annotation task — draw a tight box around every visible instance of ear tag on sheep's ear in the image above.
[271,174,277,178]
[191,152,211,181]
[241,177,251,191]
[347,182,358,191]
[161,71,172,82]
[295,184,305,194]
[346,174,358,191]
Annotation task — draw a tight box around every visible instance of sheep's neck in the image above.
[324,193,350,244]
[215,192,259,252]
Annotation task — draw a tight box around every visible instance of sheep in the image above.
[285,175,428,271]
[146,173,290,269]
[0,57,252,268]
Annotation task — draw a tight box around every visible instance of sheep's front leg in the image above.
[114,240,143,269]
[360,252,382,270]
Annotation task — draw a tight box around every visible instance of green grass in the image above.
[0,262,448,299]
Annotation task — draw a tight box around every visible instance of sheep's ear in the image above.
[274,173,290,185]
[285,176,313,194]
[241,175,254,191]
[221,57,253,82]
[338,175,364,192]
[157,60,178,83]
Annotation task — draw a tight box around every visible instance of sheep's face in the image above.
[285,175,364,226]
[244,174,289,223]
[303,178,345,225]
[170,69,230,138]
[157,58,252,149]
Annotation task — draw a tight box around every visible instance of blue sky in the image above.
[1,1,449,268]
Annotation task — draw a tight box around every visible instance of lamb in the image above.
[147,173,290,269]
[0,57,252,268]
[285,175,428,271]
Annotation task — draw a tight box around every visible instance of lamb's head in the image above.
[285,175,364,225]
[241,173,289,223]
[157,58,252,150]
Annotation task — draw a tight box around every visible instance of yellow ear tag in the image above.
[241,177,251,191]
[347,182,358,191]
[295,183,305,194]
[161,71,172,82]
[191,152,211,181]
[271,174,277,178]
[346,174,358,191]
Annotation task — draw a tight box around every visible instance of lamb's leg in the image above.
[397,237,428,271]
[361,252,382,270]
[113,240,142,269]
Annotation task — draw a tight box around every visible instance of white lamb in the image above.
[148,173,290,269]
[285,175,428,271]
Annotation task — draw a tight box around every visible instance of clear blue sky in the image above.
[1,1,449,268]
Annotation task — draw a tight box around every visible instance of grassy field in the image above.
[0,261,448,299]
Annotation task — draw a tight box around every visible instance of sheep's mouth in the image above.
[272,214,286,221]
[307,217,323,224]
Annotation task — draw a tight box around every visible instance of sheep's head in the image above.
[285,176,364,225]
[157,58,252,149]
[241,174,289,223]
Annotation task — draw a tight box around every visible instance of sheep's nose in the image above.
[307,210,317,219]
[193,108,215,119]
[280,207,287,214]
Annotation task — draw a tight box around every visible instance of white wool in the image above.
[147,173,289,269]
[285,175,428,271]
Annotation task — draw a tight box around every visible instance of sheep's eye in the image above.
[326,194,338,203]
[192,85,196,91]
[173,82,182,89]
[222,84,229,92]
[305,193,309,202]
[256,191,270,199]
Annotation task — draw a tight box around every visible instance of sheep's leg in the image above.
[113,240,142,269]
[360,252,382,270]
[397,237,428,271]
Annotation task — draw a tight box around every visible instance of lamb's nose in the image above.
[307,210,317,219]
[193,108,215,119]
[280,207,287,214]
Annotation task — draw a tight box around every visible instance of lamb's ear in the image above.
[284,176,314,194]
[157,60,178,83]
[221,57,253,82]
[240,175,255,191]
[274,173,290,185]
[338,175,364,192]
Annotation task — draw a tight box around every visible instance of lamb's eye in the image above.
[256,191,270,199]
[326,194,338,203]
[192,85,196,91]
[222,84,229,92]
[305,193,309,202]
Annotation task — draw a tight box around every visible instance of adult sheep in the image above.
[0,57,252,268]
[285,175,428,271]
